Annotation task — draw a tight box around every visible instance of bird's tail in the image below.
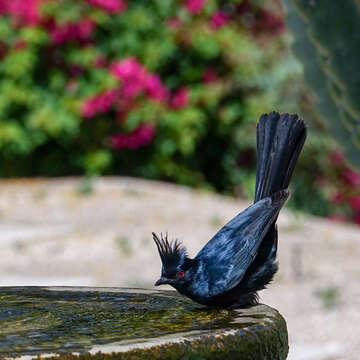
[254,112,307,203]
[241,112,307,298]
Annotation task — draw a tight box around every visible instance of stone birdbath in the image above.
[0,287,288,359]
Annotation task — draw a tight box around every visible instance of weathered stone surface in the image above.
[0,287,288,359]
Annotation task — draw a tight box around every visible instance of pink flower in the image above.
[111,58,169,103]
[349,196,360,211]
[82,89,119,118]
[342,166,360,187]
[50,27,68,46]
[111,58,147,99]
[110,57,144,81]
[121,80,145,99]
[170,87,189,109]
[0,0,7,15]
[210,11,228,30]
[184,0,206,14]
[7,0,44,25]
[77,18,95,40]
[203,68,218,83]
[144,74,169,102]
[50,19,95,45]
[111,124,155,149]
[86,0,127,14]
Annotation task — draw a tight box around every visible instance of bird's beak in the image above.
[154,277,169,286]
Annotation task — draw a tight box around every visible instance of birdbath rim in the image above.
[0,286,288,360]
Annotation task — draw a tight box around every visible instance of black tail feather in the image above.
[241,112,307,302]
[254,112,307,202]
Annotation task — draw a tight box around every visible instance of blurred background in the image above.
[0,0,359,359]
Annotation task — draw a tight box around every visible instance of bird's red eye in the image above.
[177,271,185,278]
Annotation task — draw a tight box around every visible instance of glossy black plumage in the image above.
[153,112,307,308]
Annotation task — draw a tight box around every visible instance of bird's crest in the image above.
[152,232,186,269]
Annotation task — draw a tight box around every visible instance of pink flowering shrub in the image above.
[6,0,44,25]
[326,151,360,225]
[82,89,120,118]
[86,0,127,13]
[0,0,351,222]
[111,124,155,149]
[184,0,206,14]
[210,11,229,30]
[110,58,169,103]
[170,87,189,109]
[49,18,95,45]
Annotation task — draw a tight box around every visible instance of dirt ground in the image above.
[0,177,358,360]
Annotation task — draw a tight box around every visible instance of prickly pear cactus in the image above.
[283,0,360,169]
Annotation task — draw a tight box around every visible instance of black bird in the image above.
[153,112,307,308]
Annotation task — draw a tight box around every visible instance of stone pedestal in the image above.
[0,287,288,359]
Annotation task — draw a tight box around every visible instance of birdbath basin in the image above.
[0,287,288,359]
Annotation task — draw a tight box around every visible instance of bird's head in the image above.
[152,232,195,288]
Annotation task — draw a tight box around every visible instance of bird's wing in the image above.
[194,190,288,297]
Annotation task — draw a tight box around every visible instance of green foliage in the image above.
[115,235,133,256]
[0,0,350,220]
[314,285,340,310]
[83,150,112,175]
